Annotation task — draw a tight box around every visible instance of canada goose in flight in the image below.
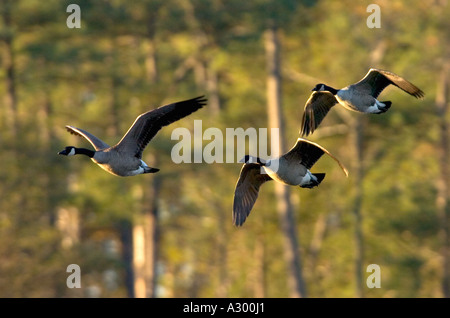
[232,138,348,226]
[58,96,207,177]
[300,68,425,136]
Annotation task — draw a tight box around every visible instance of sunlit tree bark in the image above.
[349,115,365,298]
[143,174,161,298]
[265,23,307,298]
[436,63,450,298]
[1,0,18,138]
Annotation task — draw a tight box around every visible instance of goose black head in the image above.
[312,83,327,92]
[58,146,76,156]
[240,155,266,165]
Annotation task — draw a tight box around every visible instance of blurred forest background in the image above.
[0,0,449,298]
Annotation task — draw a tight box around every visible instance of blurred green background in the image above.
[0,0,449,298]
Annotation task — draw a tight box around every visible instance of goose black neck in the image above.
[75,147,95,158]
[324,85,339,95]
[257,158,266,166]
[247,155,265,165]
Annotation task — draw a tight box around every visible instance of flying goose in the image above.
[58,96,207,176]
[232,138,348,226]
[300,68,425,136]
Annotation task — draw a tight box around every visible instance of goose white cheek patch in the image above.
[68,148,76,156]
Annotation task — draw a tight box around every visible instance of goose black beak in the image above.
[58,149,67,155]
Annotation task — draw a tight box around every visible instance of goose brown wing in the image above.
[353,68,425,99]
[115,96,207,158]
[233,163,272,226]
[65,125,110,150]
[300,91,338,137]
[282,138,349,176]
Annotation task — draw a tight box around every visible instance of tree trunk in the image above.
[143,174,161,298]
[348,40,386,298]
[206,65,221,115]
[349,116,365,298]
[119,220,135,298]
[264,24,307,298]
[132,222,146,298]
[436,63,450,297]
[214,198,230,297]
[41,88,58,226]
[108,69,120,137]
[252,236,266,298]
[1,0,18,138]
[132,168,161,298]
[308,213,328,270]
[144,9,158,83]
